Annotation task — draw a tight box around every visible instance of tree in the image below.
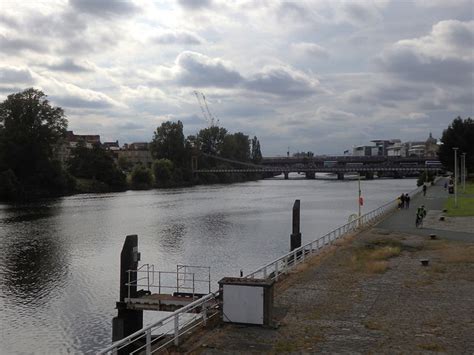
[197,126,227,156]
[68,142,126,190]
[438,117,474,172]
[221,132,250,162]
[250,136,262,163]
[0,88,71,199]
[153,159,174,186]
[150,121,186,167]
[131,165,153,189]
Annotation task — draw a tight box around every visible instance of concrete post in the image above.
[290,200,302,251]
[284,171,289,179]
[112,235,144,354]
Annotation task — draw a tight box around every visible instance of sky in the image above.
[0,0,473,156]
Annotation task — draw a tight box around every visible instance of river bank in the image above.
[180,179,474,354]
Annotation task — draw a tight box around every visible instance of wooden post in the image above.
[112,235,144,354]
[290,200,302,251]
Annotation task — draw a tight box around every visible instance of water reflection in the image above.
[159,223,186,254]
[2,225,68,307]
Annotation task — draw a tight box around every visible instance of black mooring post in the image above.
[112,235,143,353]
[290,200,302,251]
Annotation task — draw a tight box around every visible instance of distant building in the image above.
[103,140,120,151]
[424,132,438,158]
[353,145,378,156]
[117,142,153,168]
[371,139,401,156]
[54,130,101,164]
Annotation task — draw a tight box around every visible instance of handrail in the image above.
[99,184,424,354]
[245,185,423,279]
[98,291,219,354]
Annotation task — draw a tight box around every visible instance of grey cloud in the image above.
[245,66,320,98]
[379,47,473,86]
[46,59,93,73]
[0,13,20,29]
[53,96,114,109]
[0,67,35,84]
[69,0,141,18]
[342,2,381,25]
[153,30,204,45]
[120,122,145,130]
[292,42,329,59]
[175,51,243,87]
[177,0,213,10]
[0,34,47,54]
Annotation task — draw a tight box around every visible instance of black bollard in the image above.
[290,200,302,251]
[112,235,144,353]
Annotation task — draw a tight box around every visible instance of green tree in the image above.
[222,132,250,162]
[68,142,126,190]
[150,121,186,166]
[250,136,262,163]
[0,88,71,199]
[438,117,474,172]
[197,126,227,156]
[131,165,153,189]
[153,159,174,186]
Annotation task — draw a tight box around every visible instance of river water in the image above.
[0,175,416,354]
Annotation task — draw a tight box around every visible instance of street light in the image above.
[462,153,466,193]
[453,147,458,208]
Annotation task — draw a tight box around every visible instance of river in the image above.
[0,175,416,354]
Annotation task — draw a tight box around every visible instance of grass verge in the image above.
[444,195,474,216]
[351,240,401,273]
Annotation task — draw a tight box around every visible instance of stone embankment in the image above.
[180,179,474,354]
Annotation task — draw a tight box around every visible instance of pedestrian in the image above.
[422,184,427,196]
[405,193,410,209]
[444,181,448,190]
[397,196,402,209]
[416,205,427,228]
[400,193,406,209]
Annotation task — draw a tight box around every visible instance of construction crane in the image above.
[193,91,220,127]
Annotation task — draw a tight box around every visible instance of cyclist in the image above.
[416,205,427,228]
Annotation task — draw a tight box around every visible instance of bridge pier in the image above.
[112,235,143,354]
[337,172,344,180]
[305,172,315,179]
[284,172,289,180]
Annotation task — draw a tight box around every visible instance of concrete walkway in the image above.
[182,178,474,354]
[377,178,474,241]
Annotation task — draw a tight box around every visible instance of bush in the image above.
[131,165,154,189]
[153,159,174,186]
[0,169,21,200]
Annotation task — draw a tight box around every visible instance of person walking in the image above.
[422,184,427,196]
[397,196,402,209]
[405,193,410,209]
[400,193,406,209]
[416,205,427,228]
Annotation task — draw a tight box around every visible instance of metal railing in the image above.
[126,264,211,300]
[98,292,220,355]
[100,185,424,354]
[245,185,423,280]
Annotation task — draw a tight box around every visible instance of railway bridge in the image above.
[192,155,443,180]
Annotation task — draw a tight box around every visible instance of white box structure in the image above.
[218,277,274,326]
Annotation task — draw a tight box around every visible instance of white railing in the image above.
[245,185,423,280]
[99,185,423,354]
[126,264,211,300]
[98,292,220,355]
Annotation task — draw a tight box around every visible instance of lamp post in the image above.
[462,153,466,193]
[453,147,458,208]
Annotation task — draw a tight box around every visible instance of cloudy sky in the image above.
[0,0,473,155]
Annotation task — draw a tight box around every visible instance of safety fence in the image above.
[99,185,423,354]
[98,292,219,355]
[245,185,423,280]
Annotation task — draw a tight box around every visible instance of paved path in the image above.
[183,178,474,354]
[377,178,474,241]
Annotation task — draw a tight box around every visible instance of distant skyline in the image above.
[1,0,473,155]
